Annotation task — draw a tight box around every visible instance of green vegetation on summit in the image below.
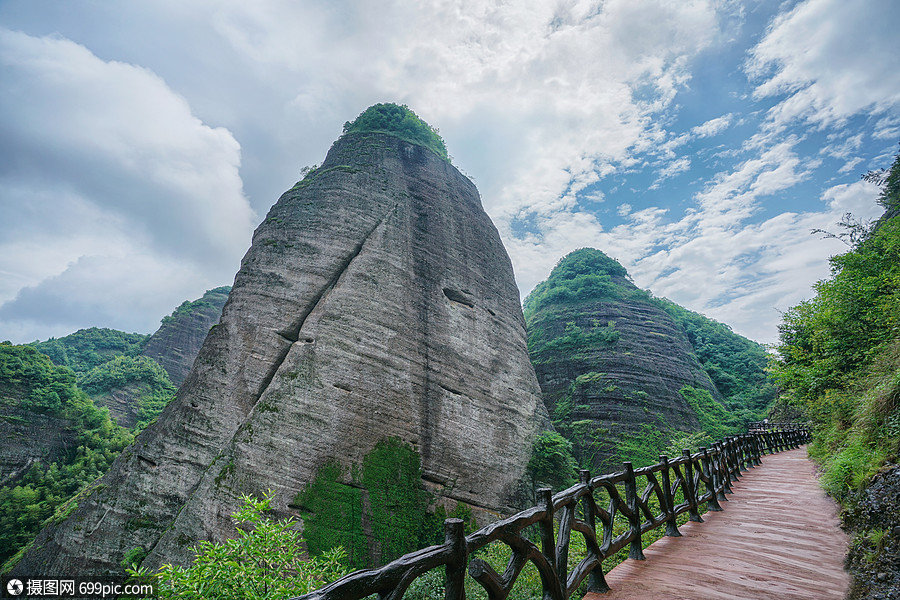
[523,247,633,321]
[342,103,449,161]
[160,286,230,329]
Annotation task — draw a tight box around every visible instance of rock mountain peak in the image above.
[13,111,549,574]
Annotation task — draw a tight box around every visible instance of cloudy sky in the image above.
[1,0,898,346]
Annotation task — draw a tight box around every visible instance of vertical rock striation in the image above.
[13,114,548,574]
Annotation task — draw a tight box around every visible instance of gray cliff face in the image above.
[0,407,77,488]
[141,287,230,388]
[14,132,548,574]
[532,298,715,427]
[86,382,145,429]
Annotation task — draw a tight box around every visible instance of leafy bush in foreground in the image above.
[128,491,350,600]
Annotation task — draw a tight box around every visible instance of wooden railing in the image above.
[747,421,806,432]
[292,425,810,600]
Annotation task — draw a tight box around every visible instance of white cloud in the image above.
[873,116,900,140]
[654,156,692,184]
[747,0,900,129]
[0,28,255,341]
[1,0,896,350]
[203,0,723,214]
[0,254,207,342]
[0,1,733,342]
[626,178,884,343]
[510,134,885,344]
[691,113,734,138]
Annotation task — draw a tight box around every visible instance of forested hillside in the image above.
[0,344,133,567]
[32,328,149,374]
[32,328,174,429]
[770,148,900,598]
[655,298,774,421]
[0,288,229,569]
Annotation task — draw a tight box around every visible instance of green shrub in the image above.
[679,386,741,440]
[130,491,350,599]
[527,431,578,490]
[343,103,448,161]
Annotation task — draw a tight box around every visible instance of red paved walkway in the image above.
[584,447,850,600]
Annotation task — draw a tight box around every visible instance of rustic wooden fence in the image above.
[747,420,804,432]
[292,425,810,600]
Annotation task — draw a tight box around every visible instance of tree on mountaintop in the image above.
[342,103,449,161]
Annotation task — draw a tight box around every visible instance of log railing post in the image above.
[580,470,610,594]
[713,442,731,500]
[682,449,703,522]
[623,462,645,560]
[700,446,723,511]
[750,433,762,466]
[710,442,724,495]
[538,487,556,568]
[721,440,733,486]
[660,455,681,537]
[538,487,563,600]
[729,438,741,482]
[444,518,466,600]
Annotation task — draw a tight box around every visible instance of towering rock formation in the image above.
[13,105,548,574]
[525,249,725,471]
